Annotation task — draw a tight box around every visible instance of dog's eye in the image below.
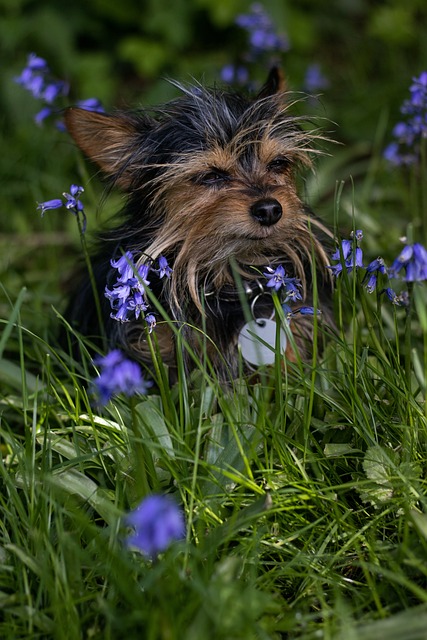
[196,169,231,187]
[267,157,291,173]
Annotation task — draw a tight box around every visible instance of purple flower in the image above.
[76,98,104,113]
[363,257,387,293]
[106,253,153,322]
[35,106,53,125]
[382,287,409,307]
[15,53,102,126]
[111,251,137,283]
[93,349,152,405]
[264,265,302,304]
[384,71,427,166]
[63,184,85,211]
[236,3,289,59]
[157,255,173,279]
[390,242,427,282]
[36,198,63,215]
[264,265,287,291]
[125,494,185,558]
[220,64,250,86]
[303,64,330,93]
[37,184,86,230]
[327,234,364,277]
[145,313,157,333]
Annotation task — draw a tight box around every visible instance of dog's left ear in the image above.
[256,67,287,99]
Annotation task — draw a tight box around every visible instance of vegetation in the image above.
[1,1,427,638]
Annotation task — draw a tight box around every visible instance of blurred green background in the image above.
[1,0,426,319]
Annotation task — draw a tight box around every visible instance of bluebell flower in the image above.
[298,306,320,315]
[34,106,53,125]
[63,184,85,212]
[384,71,427,166]
[76,98,105,113]
[282,304,320,321]
[220,64,250,86]
[381,287,409,307]
[303,64,330,93]
[363,257,387,293]
[93,349,152,405]
[390,241,427,282]
[105,253,152,322]
[263,265,303,302]
[157,255,173,279]
[36,198,64,215]
[236,3,289,59]
[264,265,287,291]
[144,313,157,333]
[125,494,185,558]
[36,184,86,229]
[15,53,103,127]
[327,234,364,277]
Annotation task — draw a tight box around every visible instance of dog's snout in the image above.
[250,198,282,227]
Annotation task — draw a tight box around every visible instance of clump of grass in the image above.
[2,206,427,639]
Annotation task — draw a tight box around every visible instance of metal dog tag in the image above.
[238,319,287,366]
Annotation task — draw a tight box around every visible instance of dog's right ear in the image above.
[64,108,153,189]
[256,67,287,100]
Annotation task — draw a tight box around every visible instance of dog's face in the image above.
[65,69,330,311]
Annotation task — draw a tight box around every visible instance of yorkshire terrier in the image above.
[64,68,333,380]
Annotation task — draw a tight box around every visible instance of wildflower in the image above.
[93,349,152,405]
[145,313,157,333]
[327,234,364,276]
[281,303,319,322]
[263,265,302,304]
[236,3,289,58]
[303,64,330,93]
[363,257,387,293]
[384,71,427,166]
[37,184,86,231]
[220,64,250,86]
[390,241,427,282]
[264,265,287,291]
[35,106,53,125]
[298,306,321,315]
[15,53,103,126]
[105,253,152,322]
[381,287,409,307]
[63,184,85,212]
[36,198,63,215]
[125,494,185,558]
[76,98,105,113]
[157,255,173,279]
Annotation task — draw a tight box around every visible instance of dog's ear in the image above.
[256,67,287,99]
[64,108,153,189]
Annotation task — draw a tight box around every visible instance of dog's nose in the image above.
[250,198,282,227]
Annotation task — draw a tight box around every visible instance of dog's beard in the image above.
[136,212,330,315]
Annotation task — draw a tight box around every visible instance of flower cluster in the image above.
[105,252,172,330]
[36,184,87,231]
[15,52,104,126]
[93,349,152,405]
[236,3,289,57]
[263,265,318,318]
[327,230,364,277]
[220,3,289,87]
[384,71,427,166]
[327,231,427,306]
[125,494,185,558]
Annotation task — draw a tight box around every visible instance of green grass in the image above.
[2,193,427,639]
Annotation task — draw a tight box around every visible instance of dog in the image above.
[64,68,333,380]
